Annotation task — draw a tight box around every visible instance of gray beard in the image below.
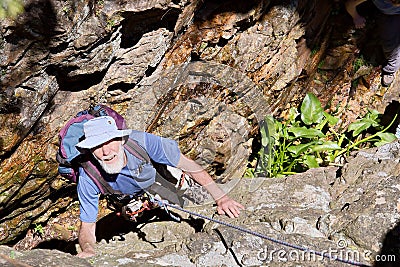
[93,146,126,174]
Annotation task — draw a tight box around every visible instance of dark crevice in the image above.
[381,101,400,135]
[107,82,135,93]
[120,8,180,49]
[214,228,242,266]
[48,65,108,92]
[145,65,157,78]
[190,51,201,62]
[35,240,78,255]
[0,92,21,114]
[48,41,70,54]
[213,162,226,177]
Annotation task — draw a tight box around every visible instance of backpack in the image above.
[56,104,190,208]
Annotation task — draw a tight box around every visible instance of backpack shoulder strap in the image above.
[80,160,122,195]
[124,138,151,163]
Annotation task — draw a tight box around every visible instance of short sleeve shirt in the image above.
[77,131,181,223]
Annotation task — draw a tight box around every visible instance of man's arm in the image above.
[176,154,244,218]
[345,0,368,28]
[77,221,96,258]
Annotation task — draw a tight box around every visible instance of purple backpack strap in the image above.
[81,160,122,195]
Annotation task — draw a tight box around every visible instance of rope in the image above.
[160,201,371,267]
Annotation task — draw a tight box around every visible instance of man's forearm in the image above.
[176,154,226,200]
[78,221,96,255]
[345,0,367,18]
[190,169,226,200]
[176,154,244,218]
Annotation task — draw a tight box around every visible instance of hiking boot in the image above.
[382,72,395,87]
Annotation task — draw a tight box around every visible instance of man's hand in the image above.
[77,243,95,258]
[215,195,244,218]
[345,0,367,28]
[353,14,366,28]
[77,221,96,258]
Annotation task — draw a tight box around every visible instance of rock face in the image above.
[2,141,400,266]
[1,0,400,260]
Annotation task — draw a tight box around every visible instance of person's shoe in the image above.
[382,72,395,87]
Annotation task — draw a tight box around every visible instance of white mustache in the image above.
[100,154,117,161]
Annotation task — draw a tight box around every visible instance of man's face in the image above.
[91,138,126,174]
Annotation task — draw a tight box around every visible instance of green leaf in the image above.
[348,120,372,136]
[287,143,313,156]
[288,127,325,138]
[303,155,319,168]
[300,93,324,125]
[349,109,382,136]
[323,111,339,126]
[260,125,268,147]
[261,115,277,147]
[310,141,341,152]
[287,107,299,125]
[366,109,380,122]
[374,132,397,146]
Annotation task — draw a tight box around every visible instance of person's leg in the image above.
[378,13,400,86]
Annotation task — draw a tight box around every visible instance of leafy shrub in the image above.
[250,93,396,178]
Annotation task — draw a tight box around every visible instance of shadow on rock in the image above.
[35,239,78,255]
[95,208,205,246]
[374,221,400,267]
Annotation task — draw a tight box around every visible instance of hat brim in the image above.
[76,129,132,149]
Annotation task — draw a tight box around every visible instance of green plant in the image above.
[311,46,320,56]
[353,55,367,73]
[0,0,24,18]
[252,93,397,178]
[67,225,77,231]
[106,18,116,30]
[33,223,44,237]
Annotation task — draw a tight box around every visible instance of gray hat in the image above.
[76,116,132,149]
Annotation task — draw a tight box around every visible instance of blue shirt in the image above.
[77,131,181,223]
[372,0,400,14]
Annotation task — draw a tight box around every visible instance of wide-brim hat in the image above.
[76,116,132,149]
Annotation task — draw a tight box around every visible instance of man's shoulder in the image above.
[372,0,400,14]
[128,130,163,143]
[128,130,147,141]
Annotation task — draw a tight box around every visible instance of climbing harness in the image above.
[117,194,157,221]
[154,200,371,267]
[116,192,181,222]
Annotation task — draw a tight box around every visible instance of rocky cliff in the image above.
[2,141,400,266]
